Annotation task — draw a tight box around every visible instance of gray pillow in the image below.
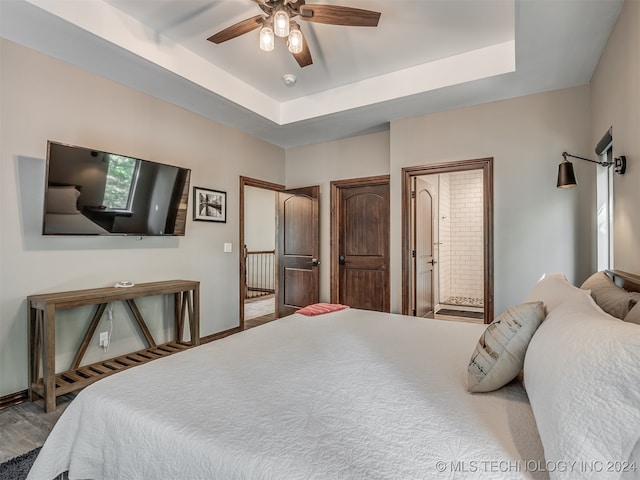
[580,271,640,319]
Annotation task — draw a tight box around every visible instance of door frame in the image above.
[401,159,494,323]
[330,174,391,307]
[239,176,285,330]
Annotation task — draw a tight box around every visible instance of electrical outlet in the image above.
[99,331,109,348]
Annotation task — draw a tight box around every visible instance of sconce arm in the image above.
[562,152,611,167]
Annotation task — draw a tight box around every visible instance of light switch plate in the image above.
[223,243,232,253]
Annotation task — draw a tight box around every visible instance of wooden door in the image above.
[332,177,390,312]
[414,177,435,317]
[277,186,320,317]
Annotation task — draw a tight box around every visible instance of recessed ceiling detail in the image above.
[0,0,623,148]
[7,0,514,124]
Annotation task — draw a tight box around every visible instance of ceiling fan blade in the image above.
[207,15,264,44]
[299,5,381,27]
[291,29,313,67]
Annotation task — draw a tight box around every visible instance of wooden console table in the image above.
[28,280,200,412]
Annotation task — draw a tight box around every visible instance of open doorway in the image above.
[239,177,320,329]
[244,185,277,328]
[239,177,284,330]
[402,159,494,324]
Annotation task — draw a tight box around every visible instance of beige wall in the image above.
[286,88,594,318]
[285,132,391,301]
[590,0,640,274]
[390,86,594,316]
[244,186,276,252]
[0,39,285,396]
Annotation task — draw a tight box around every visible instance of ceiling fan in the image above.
[207,0,381,68]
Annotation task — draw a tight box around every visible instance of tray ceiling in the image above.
[0,0,623,148]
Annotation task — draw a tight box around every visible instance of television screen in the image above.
[43,141,191,236]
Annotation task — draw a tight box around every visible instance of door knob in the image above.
[429,259,438,265]
[338,255,346,265]
[312,258,320,267]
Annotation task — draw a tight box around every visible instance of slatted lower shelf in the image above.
[31,341,192,398]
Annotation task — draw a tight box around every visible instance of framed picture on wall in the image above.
[193,187,226,223]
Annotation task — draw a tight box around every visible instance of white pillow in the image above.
[46,186,80,214]
[467,301,544,393]
[524,272,590,315]
[524,293,640,479]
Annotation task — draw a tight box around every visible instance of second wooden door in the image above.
[331,176,390,312]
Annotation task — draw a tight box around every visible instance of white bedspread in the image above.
[28,309,547,480]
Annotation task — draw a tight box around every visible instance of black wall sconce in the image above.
[557,151,627,188]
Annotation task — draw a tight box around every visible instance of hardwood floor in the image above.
[0,394,75,463]
[245,312,277,329]
[432,312,485,324]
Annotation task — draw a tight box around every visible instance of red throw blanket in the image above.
[297,303,349,316]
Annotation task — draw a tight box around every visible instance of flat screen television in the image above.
[43,141,191,236]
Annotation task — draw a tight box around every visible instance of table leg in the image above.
[43,304,56,413]
[28,306,36,401]
[191,286,200,346]
[174,292,181,342]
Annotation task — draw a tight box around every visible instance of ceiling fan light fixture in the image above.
[273,9,290,37]
[207,1,382,68]
[287,26,303,54]
[259,25,274,52]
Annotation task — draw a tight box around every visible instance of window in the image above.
[102,154,140,211]
[596,144,613,270]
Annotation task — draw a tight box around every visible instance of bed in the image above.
[43,213,110,235]
[43,186,110,235]
[27,272,640,480]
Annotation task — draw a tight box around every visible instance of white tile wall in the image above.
[422,171,483,306]
[448,170,484,301]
